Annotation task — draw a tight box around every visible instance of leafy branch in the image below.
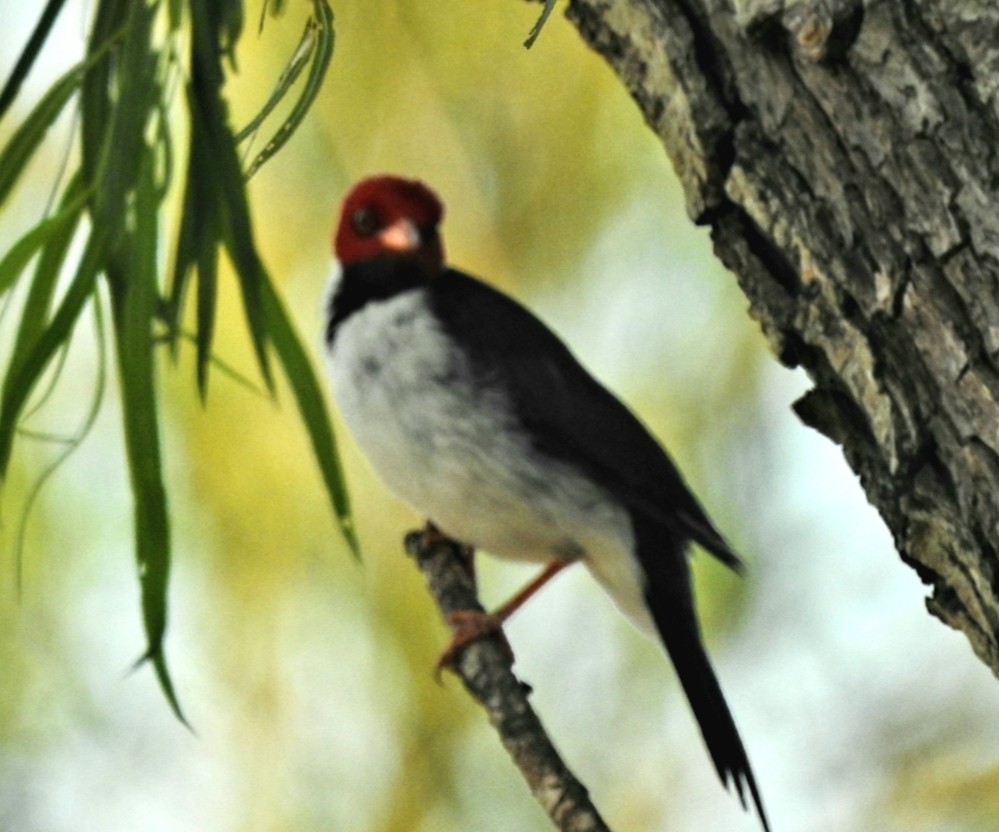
[0,0,355,721]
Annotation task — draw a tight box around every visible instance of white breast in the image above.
[325,275,652,632]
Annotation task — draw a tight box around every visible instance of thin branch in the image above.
[404,529,612,832]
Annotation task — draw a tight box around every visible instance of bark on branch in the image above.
[403,530,611,832]
[565,0,999,676]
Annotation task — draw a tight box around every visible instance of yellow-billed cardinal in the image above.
[323,175,769,831]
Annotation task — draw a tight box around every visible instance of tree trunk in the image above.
[565,0,999,675]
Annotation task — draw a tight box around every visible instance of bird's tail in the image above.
[639,535,770,832]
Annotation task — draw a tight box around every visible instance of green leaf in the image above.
[91,0,158,241]
[79,0,129,190]
[195,213,218,397]
[165,72,216,370]
[163,147,201,348]
[0,172,88,306]
[171,328,266,397]
[1,0,349,728]
[148,651,189,730]
[0,229,105,478]
[234,18,315,145]
[185,0,272,390]
[167,0,183,30]
[219,0,246,70]
[524,0,559,49]
[12,173,89,347]
[264,0,289,22]
[112,149,187,725]
[0,0,71,124]
[13,289,108,592]
[0,224,58,299]
[243,0,334,181]
[5,174,90,434]
[0,186,85,301]
[0,61,82,209]
[260,273,360,557]
[219,173,273,393]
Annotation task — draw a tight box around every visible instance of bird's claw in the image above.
[435,609,514,675]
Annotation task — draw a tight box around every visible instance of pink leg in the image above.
[437,559,572,669]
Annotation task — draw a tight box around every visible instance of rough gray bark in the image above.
[565,0,999,674]
[404,530,611,832]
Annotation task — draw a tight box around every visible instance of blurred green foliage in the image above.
[0,0,354,719]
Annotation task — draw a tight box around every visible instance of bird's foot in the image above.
[436,609,514,673]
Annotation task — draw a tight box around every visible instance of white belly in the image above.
[327,287,651,631]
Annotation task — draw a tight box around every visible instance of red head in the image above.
[334,175,446,274]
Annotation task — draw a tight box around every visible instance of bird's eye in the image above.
[352,207,379,236]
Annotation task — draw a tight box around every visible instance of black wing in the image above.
[429,269,742,571]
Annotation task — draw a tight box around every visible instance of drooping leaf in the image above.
[242,0,334,181]
[194,208,219,397]
[260,273,360,558]
[524,0,559,48]
[0,229,105,478]
[0,0,71,124]
[234,16,316,145]
[90,0,158,245]
[112,149,187,725]
[185,0,271,391]
[165,87,220,392]
[0,0,350,726]
[76,0,189,720]
[0,179,86,302]
[260,0,289,30]
[11,173,89,348]
[0,62,82,209]
[14,287,108,592]
[79,0,129,191]
[4,174,90,436]
[172,328,267,397]
[164,139,202,347]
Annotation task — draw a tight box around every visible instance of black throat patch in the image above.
[326,257,430,347]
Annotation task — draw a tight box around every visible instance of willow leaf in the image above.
[14,290,107,591]
[164,142,203,348]
[6,175,89,433]
[92,0,157,243]
[14,173,89,346]
[524,0,559,48]
[0,62,82,208]
[0,230,105,478]
[195,212,218,397]
[0,174,87,305]
[113,151,187,724]
[187,0,271,390]
[79,0,128,189]
[243,0,333,181]
[260,273,359,557]
[0,200,81,304]
[172,328,266,397]
[234,20,313,145]
[0,0,71,124]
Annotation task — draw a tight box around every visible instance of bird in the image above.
[323,174,770,831]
